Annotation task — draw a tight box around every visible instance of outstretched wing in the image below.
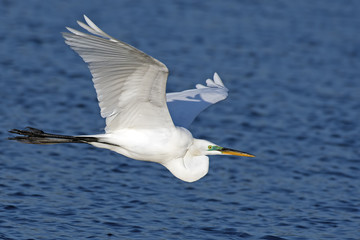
[63,15,174,132]
[166,73,228,128]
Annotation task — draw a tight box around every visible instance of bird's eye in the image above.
[208,145,212,150]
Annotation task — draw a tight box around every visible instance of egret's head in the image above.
[207,144,255,157]
[192,139,254,157]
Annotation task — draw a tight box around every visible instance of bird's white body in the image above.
[10,16,254,183]
[90,127,193,163]
[89,127,214,182]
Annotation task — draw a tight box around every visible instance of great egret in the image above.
[9,16,254,182]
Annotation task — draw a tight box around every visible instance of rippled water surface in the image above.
[1,1,359,239]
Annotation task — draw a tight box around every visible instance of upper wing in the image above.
[63,15,174,132]
[166,73,228,128]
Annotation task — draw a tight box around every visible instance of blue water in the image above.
[1,0,359,239]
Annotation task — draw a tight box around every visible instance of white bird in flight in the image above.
[9,16,254,182]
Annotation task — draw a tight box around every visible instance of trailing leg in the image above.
[8,127,99,145]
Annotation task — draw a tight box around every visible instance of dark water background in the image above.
[1,0,359,239]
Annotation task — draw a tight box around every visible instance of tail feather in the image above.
[8,127,98,145]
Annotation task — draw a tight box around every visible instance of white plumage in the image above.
[10,16,254,182]
[166,72,228,128]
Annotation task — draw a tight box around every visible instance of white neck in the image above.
[161,138,220,182]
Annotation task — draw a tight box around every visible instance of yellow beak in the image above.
[221,147,255,157]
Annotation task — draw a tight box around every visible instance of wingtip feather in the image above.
[82,15,116,41]
[213,72,224,86]
[195,84,206,89]
[83,15,92,25]
[84,15,101,33]
[77,20,99,35]
[205,79,217,87]
[69,27,90,38]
